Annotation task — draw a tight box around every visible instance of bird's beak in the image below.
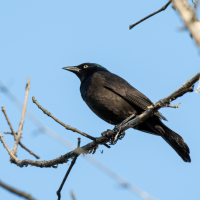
[62,66,80,73]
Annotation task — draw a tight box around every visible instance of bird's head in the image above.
[62,63,108,82]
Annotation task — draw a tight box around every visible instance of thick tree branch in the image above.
[2,72,198,168]
[129,1,172,29]
[172,0,200,48]
[0,180,36,200]
[1,106,40,159]
[13,78,30,156]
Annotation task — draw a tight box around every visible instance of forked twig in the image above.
[0,132,20,163]
[2,106,40,159]
[129,1,172,29]
[2,72,199,169]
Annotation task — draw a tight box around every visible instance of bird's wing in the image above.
[103,72,167,121]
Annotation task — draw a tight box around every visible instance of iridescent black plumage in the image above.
[63,63,191,162]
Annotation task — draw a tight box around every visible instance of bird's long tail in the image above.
[144,117,191,162]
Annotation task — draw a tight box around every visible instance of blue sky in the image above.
[0,1,200,200]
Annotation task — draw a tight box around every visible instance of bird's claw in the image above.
[101,129,112,137]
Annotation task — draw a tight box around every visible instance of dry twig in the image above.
[1,72,199,168]
[172,0,200,48]
[0,180,36,200]
[12,78,30,156]
[1,106,40,159]
[0,132,20,163]
[163,102,181,108]
[32,96,110,148]
[70,191,76,200]
[57,138,81,200]
[129,1,172,29]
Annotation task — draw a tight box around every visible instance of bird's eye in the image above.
[83,65,88,69]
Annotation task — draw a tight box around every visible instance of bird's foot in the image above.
[88,144,99,154]
[111,127,126,145]
[116,113,136,129]
[112,114,135,144]
[101,129,112,137]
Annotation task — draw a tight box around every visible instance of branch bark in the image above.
[172,0,200,48]
[1,72,199,168]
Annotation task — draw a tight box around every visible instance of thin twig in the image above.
[70,191,76,200]
[32,96,95,140]
[57,138,80,200]
[13,78,30,156]
[4,72,199,168]
[32,96,110,148]
[163,102,181,108]
[129,0,172,29]
[0,180,36,200]
[2,106,16,137]
[2,106,40,159]
[0,132,20,163]
[4,131,14,135]
[19,142,40,159]
[0,79,109,153]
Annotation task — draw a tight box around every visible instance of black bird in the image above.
[63,63,191,162]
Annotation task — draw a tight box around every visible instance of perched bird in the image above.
[63,63,191,162]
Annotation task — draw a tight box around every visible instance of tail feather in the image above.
[159,124,191,162]
[142,116,191,162]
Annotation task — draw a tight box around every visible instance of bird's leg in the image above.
[114,113,136,130]
[113,114,136,144]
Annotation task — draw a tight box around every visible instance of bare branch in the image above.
[32,96,94,140]
[57,138,80,200]
[32,96,110,148]
[19,142,40,159]
[2,106,16,137]
[163,103,181,108]
[2,72,199,168]
[0,132,20,163]
[70,191,76,200]
[2,106,40,159]
[0,180,36,200]
[172,0,200,49]
[129,1,172,29]
[13,78,30,156]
